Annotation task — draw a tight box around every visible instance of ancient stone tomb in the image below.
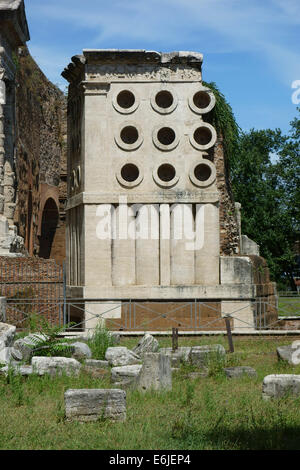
[62,50,277,332]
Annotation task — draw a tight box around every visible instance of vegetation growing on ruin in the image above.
[203,81,240,166]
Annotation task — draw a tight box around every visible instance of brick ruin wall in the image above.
[0,256,63,328]
[13,46,67,263]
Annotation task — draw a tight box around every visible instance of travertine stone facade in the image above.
[63,49,277,331]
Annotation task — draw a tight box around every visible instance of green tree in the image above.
[231,109,300,289]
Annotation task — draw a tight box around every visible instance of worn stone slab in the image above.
[0,347,22,365]
[64,388,126,422]
[159,347,191,366]
[137,353,172,391]
[277,346,296,365]
[133,334,159,357]
[0,322,16,348]
[105,347,141,367]
[262,374,300,400]
[224,366,257,378]
[111,364,142,386]
[14,333,49,361]
[71,342,92,360]
[85,359,109,368]
[189,345,226,367]
[31,357,81,377]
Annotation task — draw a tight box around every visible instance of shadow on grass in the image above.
[202,425,300,450]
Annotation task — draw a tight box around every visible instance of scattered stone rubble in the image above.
[3,324,300,414]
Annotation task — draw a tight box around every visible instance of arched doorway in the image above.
[38,198,59,259]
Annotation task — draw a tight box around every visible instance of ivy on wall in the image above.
[203,81,240,168]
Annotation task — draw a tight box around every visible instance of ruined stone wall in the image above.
[213,138,240,256]
[14,46,67,262]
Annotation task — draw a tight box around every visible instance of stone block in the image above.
[262,374,300,400]
[0,321,16,348]
[277,346,296,365]
[137,352,172,391]
[71,342,92,360]
[105,347,141,367]
[220,256,253,285]
[111,364,142,386]
[241,235,260,256]
[0,347,22,365]
[64,388,126,422]
[31,357,81,377]
[133,334,159,357]
[221,301,255,332]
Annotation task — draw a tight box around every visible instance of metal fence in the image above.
[0,259,299,333]
[0,296,297,333]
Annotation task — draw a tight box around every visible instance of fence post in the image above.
[172,327,178,352]
[225,316,234,353]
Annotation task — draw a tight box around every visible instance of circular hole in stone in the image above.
[155,91,174,109]
[117,90,135,109]
[193,91,211,109]
[157,127,176,146]
[193,127,212,146]
[157,163,176,182]
[194,163,212,182]
[121,163,140,182]
[120,126,139,145]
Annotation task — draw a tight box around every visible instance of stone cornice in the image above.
[0,0,30,46]
[66,191,220,210]
[62,50,203,84]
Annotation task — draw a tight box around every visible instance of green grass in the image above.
[278,296,300,316]
[86,324,116,360]
[1,335,300,450]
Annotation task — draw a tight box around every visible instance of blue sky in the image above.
[24,0,300,133]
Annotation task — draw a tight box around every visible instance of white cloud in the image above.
[26,0,300,85]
